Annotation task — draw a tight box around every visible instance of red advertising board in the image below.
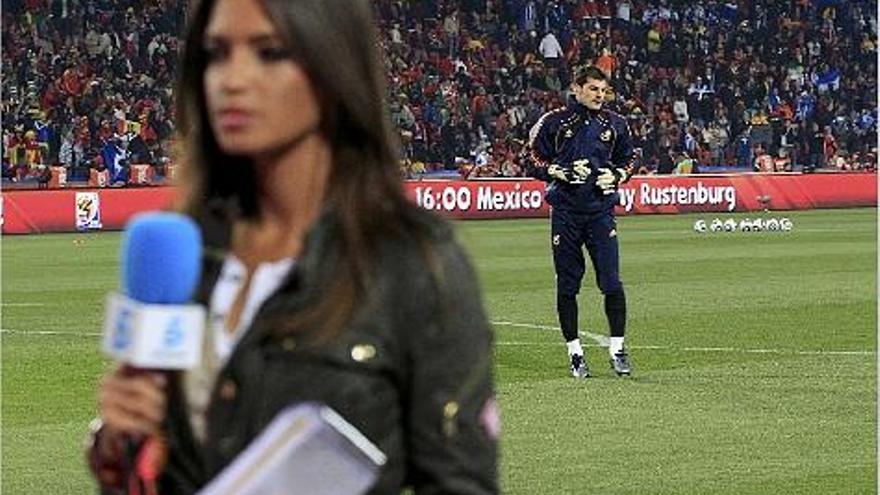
[1,173,876,234]
[407,179,550,219]
[405,173,877,219]
[1,187,177,234]
[614,173,877,214]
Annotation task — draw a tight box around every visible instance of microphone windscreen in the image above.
[121,212,202,304]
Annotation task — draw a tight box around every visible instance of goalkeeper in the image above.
[526,65,635,378]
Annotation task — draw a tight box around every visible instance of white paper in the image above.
[198,403,386,495]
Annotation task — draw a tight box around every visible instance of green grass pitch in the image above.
[2,207,876,494]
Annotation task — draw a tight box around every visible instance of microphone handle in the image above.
[119,366,164,495]
[125,436,145,495]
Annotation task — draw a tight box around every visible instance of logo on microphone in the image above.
[113,307,133,351]
[163,316,184,349]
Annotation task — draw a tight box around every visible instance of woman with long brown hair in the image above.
[88,0,498,492]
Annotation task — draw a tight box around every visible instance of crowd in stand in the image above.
[378,0,877,177]
[2,0,184,184]
[2,0,877,186]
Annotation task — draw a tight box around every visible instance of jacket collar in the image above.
[570,101,601,119]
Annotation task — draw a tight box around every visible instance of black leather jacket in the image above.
[158,204,499,494]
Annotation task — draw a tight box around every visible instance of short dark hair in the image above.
[573,65,608,86]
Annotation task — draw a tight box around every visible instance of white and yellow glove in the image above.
[596,168,629,195]
[547,164,571,183]
[571,159,591,184]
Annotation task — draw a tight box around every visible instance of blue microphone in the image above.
[99,212,205,494]
[103,212,206,369]
[121,212,203,304]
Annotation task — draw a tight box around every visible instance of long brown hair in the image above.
[176,0,428,337]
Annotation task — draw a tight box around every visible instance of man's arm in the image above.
[524,111,570,183]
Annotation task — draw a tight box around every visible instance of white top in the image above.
[184,254,294,441]
[209,254,295,363]
[617,1,631,21]
[538,33,564,59]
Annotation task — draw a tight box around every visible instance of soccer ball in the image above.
[723,219,737,232]
[693,219,708,233]
[751,218,764,231]
[739,219,752,232]
[766,218,780,231]
[710,218,723,232]
[780,218,793,231]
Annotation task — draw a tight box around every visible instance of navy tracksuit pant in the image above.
[550,207,626,342]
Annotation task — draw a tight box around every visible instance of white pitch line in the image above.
[492,320,609,347]
[491,321,874,356]
[2,324,873,357]
[1,303,46,307]
[1,329,101,337]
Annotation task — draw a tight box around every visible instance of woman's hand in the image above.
[96,366,167,455]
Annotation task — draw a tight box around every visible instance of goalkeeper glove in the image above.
[547,164,571,183]
[595,168,629,195]
[571,159,591,184]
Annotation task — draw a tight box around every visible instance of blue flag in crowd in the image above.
[102,140,128,183]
